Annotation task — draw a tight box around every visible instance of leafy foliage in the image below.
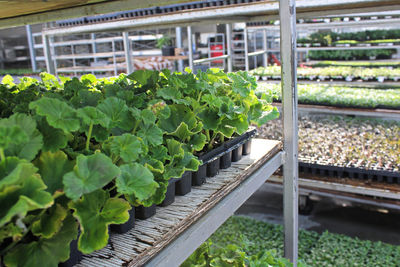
[0,69,277,265]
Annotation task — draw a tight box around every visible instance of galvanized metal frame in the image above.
[145,152,284,267]
[25,25,37,72]
[123,31,134,74]
[187,25,194,70]
[175,26,184,72]
[226,23,233,72]
[280,0,299,264]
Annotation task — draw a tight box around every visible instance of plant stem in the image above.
[205,130,210,143]
[85,123,93,151]
[132,121,140,134]
[0,148,5,163]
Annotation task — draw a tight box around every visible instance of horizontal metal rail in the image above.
[248,50,267,57]
[193,54,229,64]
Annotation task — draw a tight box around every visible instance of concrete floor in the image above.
[236,183,400,245]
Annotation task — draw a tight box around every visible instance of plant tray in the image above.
[299,162,400,184]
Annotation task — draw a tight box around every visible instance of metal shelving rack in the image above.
[1,0,399,266]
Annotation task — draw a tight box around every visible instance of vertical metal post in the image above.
[42,34,55,74]
[123,31,134,74]
[244,26,249,71]
[187,26,194,71]
[226,23,233,72]
[112,39,117,76]
[91,33,98,63]
[263,29,268,67]
[253,31,257,68]
[25,25,37,72]
[280,0,298,265]
[175,27,184,72]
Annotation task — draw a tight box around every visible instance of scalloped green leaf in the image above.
[103,133,143,163]
[0,114,43,161]
[31,204,67,238]
[141,109,156,125]
[198,109,220,131]
[97,97,132,131]
[36,118,68,152]
[137,124,163,146]
[76,106,110,128]
[156,87,182,101]
[34,151,74,195]
[69,190,130,254]
[63,153,120,200]
[29,97,80,132]
[0,125,26,151]
[4,214,78,267]
[0,161,53,227]
[188,133,207,152]
[117,163,158,201]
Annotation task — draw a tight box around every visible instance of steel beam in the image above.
[187,26,194,71]
[263,29,268,67]
[279,0,299,264]
[244,26,249,71]
[226,23,233,72]
[25,25,37,72]
[123,31,134,74]
[175,26,184,72]
[42,34,55,74]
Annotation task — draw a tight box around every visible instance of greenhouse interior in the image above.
[0,0,399,266]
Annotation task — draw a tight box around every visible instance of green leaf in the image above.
[36,118,68,152]
[34,151,74,195]
[76,106,110,128]
[29,97,80,132]
[0,159,53,227]
[198,109,220,130]
[141,109,156,125]
[0,125,27,151]
[137,124,164,146]
[4,214,78,267]
[117,163,158,201]
[188,133,207,152]
[97,97,132,131]
[156,87,182,101]
[31,204,67,238]
[69,190,130,254]
[0,114,43,161]
[103,133,143,163]
[143,158,164,174]
[63,153,120,200]
[158,105,201,141]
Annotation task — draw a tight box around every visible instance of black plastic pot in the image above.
[176,171,192,195]
[232,145,243,162]
[110,207,135,234]
[135,204,156,220]
[242,139,252,155]
[207,158,220,177]
[159,178,178,207]
[161,46,175,56]
[220,151,232,169]
[192,164,207,186]
[59,234,83,267]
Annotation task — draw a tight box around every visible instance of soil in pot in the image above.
[176,171,192,196]
[135,205,156,220]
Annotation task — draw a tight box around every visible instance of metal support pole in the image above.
[123,31,133,74]
[226,23,233,72]
[244,26,249,71]
[42,34,55,74]
[91,33,97,63]
[263,29,268,67]
[279,0,298,265]
[175,27,184,72]
[187,26,194,71]
[25,25,37,72]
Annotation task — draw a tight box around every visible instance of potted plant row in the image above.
[0,68,278,267]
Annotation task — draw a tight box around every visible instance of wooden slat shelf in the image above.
[76,139,282,267]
